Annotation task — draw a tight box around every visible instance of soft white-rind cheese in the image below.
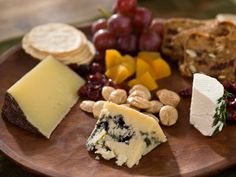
[190,73,224,136]
[87,102,167,168]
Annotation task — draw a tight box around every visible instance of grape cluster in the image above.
[92,0,164,56]
[78,0,165,101]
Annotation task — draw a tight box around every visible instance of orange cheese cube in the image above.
[138,72,158,91]
[105,49,123,69]
[138,51,161,65]
[136,58,157,80]
[105,65,130,84]
[152,59,171,80]
[122,55,135,76]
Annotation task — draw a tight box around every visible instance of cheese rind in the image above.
[2,56,84,138]
[190,73,224,136]
[87,102,167,168]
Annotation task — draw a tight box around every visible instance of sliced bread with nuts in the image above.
[172,21,216,61]
[162,18,236,80]
[161,18,208,60]
[180,21,236,80]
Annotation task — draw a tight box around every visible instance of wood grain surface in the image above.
[1,26,236,177]
[0,0,115,42]
[1,0,236,43]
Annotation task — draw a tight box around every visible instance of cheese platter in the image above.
[0,0,236,176]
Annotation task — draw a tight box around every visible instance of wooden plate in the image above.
[0,26,236,177]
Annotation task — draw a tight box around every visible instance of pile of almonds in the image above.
[80,84,180,126]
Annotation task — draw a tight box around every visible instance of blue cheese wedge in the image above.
[190,73,224,136]
[86,102,167,168]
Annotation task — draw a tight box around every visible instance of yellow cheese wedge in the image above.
[2,56,84,138]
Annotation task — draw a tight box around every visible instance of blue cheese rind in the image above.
[86,102,167,168]
[190,73,224,136]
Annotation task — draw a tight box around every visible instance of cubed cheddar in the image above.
[105,49,123,69]
[105,50,136,84]
[137,51,160,65]
[152,59,171,80]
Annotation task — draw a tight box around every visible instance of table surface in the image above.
[0,0,236,176]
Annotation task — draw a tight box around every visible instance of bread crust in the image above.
[162,18,236,80]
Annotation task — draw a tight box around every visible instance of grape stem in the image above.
[97,7,112,19]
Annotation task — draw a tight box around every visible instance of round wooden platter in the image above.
[0,26,236,177]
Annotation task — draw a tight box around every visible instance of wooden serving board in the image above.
[0,26,236,177]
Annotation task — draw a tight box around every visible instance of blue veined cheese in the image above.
[86,102,167,168]
[190,73,224,136]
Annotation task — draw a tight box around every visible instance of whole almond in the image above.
[129,90,151,100]
[156,89,180,107]
[93,101,106,118]
[108,89,127,104]
[80,100,95,113]
[145,100,163,113]
[159,105,178,126]
[127,96,151,109]
[102,86,115,101]
[129,84,151,98]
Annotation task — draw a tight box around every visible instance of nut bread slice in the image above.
[210,21,236,38]
[173,21,216,61]
[180,30,236,80]
[161,18,207,60]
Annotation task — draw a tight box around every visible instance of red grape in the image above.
[93,29,116,51]
[139,30,161,51]
[108,14,132,35]
[117,34,137,54]
[133,7,152,33]
[150,19,164,37]
[91,18,107,34]
[116,0,137,15]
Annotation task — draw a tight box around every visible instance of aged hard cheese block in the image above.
[2,56,84,138]
[190,73,224,136]
[87,102,167,168]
